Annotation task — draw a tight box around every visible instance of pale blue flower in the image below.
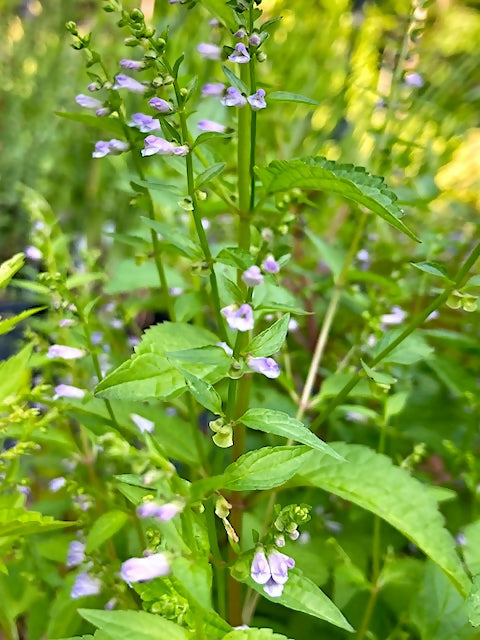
[25,246,42,261]
[141,135,176,156]
[221,87,247,107]
[49,477,66,492]
[66,540,86,567]
[120,553,170,584]
[262,255,280,274]
[221,304,254,331]
[128,113,160,132]
[197,43,222,60]
[47,345,85,360]
[54,384,86,400]
[201,82,225,97]
[247,356,280,379]
[120,58,144,70]
[198,119,226,133]
[92,139,129,158]
[241,265,264,287]
[130,413,155,434]
[248,88,267,111]
[113,74,147,94]
[71,571,101,599]
[250,550,270,584]
[229,43,250,64]
[75,94,102,110]
[405,72,424,88]
[216,341,233,356]
[249,33,261,46]
[137,501,182,521]
[148,97,171,113]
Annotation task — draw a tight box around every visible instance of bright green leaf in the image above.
[245,315,290,357]
[177,368,224,416]
[223,446,314,491]
[195,162,227,189]
[79,609,189,640]
[410,260,451,280]
[56,111,124,136]
[0,253,24,289]
[297,443,470,595]
[268,91,319,105]
[85,511,128,553]
[238,408,344,459]
[361,360,397,385]
[141,217,202,259]
[257,157,419,241]
[0,345,32,403]
[0,306,45,336]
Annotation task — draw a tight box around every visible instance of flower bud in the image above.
[130,8,144,21]
[256,51,267,62]
[65,21,78,35]
[124,36,139,47]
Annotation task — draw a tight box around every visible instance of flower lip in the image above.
[197,119,226,133]
[221,86,247,108]
[247,88,267,111]
[251,550,271,585]
[228,43,250,64]
[71,571,101,599]
[75,94,103,110]
[120,552,171,584]
[247,356,280,379]
[221,303,254,332]
[129,113,161,132]
[112,74,147,94]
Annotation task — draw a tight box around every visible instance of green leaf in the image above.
[0,345,32,403]
[222,65,248,94]
[177,368,224,416]
[85,510,128,553]
[223,629,294,639]
[410,260,451,280]
[373,330,434,366]
[0,509,74,538]
[257,157,419,241]
[410,563,473,640]
[238,409,344,459]
[238,568,353,632]
[460,519,480,577]
[245,315,290,357]
[195,162,227,189]
[0,253,24,289]
[193,131,231,149]
[360,359,397,385]
[222,446,314,491]
[96,323,229,401]
[268,91,319,105]
[215,247,254,270]
[56,111,124,136]
[198,0,237,30]
[171,556,212,609]
[305,230,345,280]
[467,575,480,627]
[0,306,45,335]
[79,609,189,640]
[141,217,202,259]
[297,443,470,595]
[130,179,183,196]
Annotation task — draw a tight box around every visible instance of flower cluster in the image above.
[251,549,295,597]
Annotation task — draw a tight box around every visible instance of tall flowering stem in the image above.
[160,55,227,341]
[248,5,258,212]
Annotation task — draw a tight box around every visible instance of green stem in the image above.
[311,239,480,431]
[162,56,227,341]
[206,503,227,619]
[356,584,380,640]
[237,63,252,252]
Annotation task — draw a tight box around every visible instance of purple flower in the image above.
[92,139,129,158]
[250,550,271,585]
[197,43,222,60]
[221,304,254,331]
[249,34,261,46]
[141,135,176,156]
[54,384,86,400]
[128,113,160,132]
[137,501,182,521]
[49,476,66,492]
[262,255,280,274]
[120,553,170,584]
[201,82,225,97]
[356,249,370,263]
[405,72,424,88]
[120,58,144,70]
[234,28,247,39]
[250,549,295,598]
[130,413,155,434]
[59,319,75,327]
[25,245,42,261]
[247,356,280,379]
[173,144,189,156]
[247,88,267,111]
[148,97,171,113]
[66,540,86,568]
[71,571,101,599]
[228,43,250,64]
[380,305,406,326]
[221,87,247,108]
[47,344,85,360]
[113,74,147,94]
[241,265,264,287]
[198,119,226,133]
[216,341,233,356]
[75,94,103,110]
[95,107,110,117]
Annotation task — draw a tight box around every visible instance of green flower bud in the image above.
[227,360,244,379]
[130,8,144,21]
[65,21,78,35]
[124,36,139,47]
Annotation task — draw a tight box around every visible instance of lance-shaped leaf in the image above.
[79,609,189,640]
[236,568,353,632]
[295,443,470,595]
[256,157,419,241]
[238,408,344,460]
[268,91,319,105]
[222,446,314,491]
[0,253,24,288]
[85,510,128,553]
[244,315,290,357]
[56,111,124,136]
